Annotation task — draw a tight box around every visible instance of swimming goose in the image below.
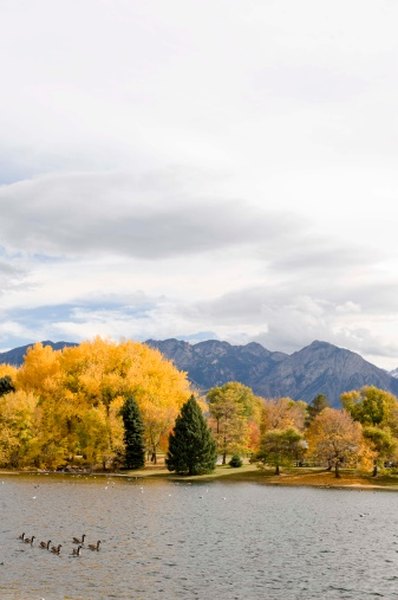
[39,540,52,550]
[50,544,62,554]
[88,540,101,551]
[18,532,25,541]
[72,534,86,544]
[24,536,35,545]
[71,545,83,556]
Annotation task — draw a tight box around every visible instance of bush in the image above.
[229,454,243,468]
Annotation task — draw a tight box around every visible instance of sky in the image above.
[1,0,398,370]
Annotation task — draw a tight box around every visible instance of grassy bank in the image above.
[105,463,398,489]
[3,463,398,490]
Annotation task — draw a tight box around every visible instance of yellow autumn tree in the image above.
[15,343,74,467]
[8,338,191,470]
[59,338,191,466]
[59,339,128,467]
[0,390,39,468]
[341,386,398,475]
[207,382,263,463]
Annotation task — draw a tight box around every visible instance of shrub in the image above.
[229,454,243,468]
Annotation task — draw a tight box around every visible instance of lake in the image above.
[1,474,398,599]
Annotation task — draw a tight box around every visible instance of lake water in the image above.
[1,474,398,599]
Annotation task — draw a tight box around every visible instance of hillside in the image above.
[146,339,398,406]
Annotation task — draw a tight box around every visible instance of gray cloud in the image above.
[0,257,28,297]
[0,171,299,259]
[268,241,380,274]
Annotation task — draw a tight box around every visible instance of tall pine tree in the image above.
[0,375,15,397]
[120,394,145,469]
[166,395,217,475]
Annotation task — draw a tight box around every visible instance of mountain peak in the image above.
[304,340,338,351]
[146,338,398,406]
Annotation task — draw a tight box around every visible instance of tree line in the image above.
[0,338,397,478]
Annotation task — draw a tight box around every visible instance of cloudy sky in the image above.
[1,0,398,370]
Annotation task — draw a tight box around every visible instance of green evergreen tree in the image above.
[306,393,330,426]
[0,375,15,397]
[120,394,145,469]
[166,395,217,475]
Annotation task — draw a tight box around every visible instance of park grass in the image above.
[118,462,398,490]
[3,462,398,490]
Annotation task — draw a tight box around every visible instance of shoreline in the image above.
[2,464,398,491]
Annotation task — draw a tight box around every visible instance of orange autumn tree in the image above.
[261,397,308,433]
[306,408,370,478]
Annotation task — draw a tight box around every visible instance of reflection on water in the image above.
[1,474,398,599]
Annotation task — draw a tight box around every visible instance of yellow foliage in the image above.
[0,337,195,468]
[0,390,39,467]
[16,343,63,397]
[16,337,192,467]
[0,364,18,380]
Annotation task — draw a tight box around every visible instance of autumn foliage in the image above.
[0,338,191,469]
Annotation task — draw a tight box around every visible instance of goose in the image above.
[50,544,62,555]
[72,534,86,544]
[39,540,52,550]
[88,540,101,551]
[71,545,83,556]
[18,532,25,541]
[24,535,35,545]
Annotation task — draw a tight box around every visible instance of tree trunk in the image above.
[372,462,378,477]
[334,462,340,478]
[222,434,227,465]
[275,464,280,476]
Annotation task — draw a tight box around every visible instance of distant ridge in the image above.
[146,338,398,406]
[1,338,398,407]
[0,340,77,366]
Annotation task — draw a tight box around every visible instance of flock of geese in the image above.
[18,532,101,556]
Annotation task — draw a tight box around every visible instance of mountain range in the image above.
[1,338,398,406]
[146,339,398,406]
